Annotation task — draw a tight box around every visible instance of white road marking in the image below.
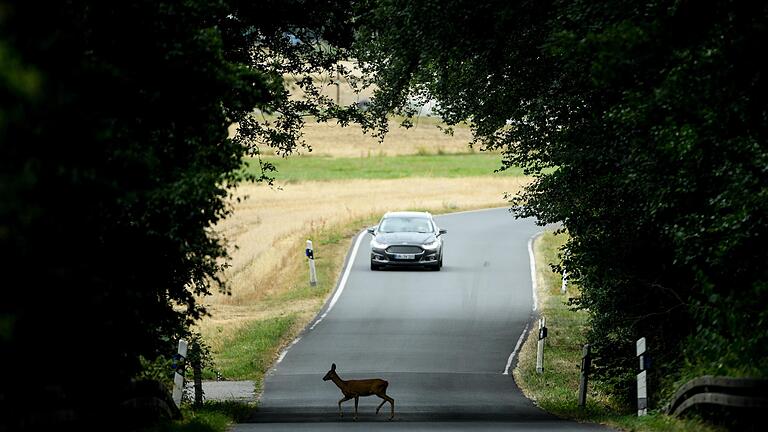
[527,232,543,312]
[276,337,301,364]
[502,230,543,374]
[503,322,530,375]
[309,230,366,331]
[278,231,366,364]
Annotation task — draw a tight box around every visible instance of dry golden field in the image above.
[229,117,476,158]
[300,119,475,157]
[198,176,528,352]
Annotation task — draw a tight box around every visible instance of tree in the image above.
[0,0,363,429]
[354,0,768,401]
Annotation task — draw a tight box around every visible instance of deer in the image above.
[322,363,395,421]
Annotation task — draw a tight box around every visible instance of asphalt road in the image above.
[234,208,611,431]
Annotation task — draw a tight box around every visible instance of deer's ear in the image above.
[331,363,336,370]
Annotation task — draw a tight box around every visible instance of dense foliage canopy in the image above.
[0,0,363,429]
[354,0,768,401]
[2,0,766,428]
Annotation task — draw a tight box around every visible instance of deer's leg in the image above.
[338,395,352,417]
[353,396,359,421]
[374,392,395,419]
[375,398,387,414]
[385,394,395,420]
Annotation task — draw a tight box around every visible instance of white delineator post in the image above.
[560,269,568,294]
[536,316,547,374]
[172,339,188,407]
[636,337,648,416]
[306,239,317,287]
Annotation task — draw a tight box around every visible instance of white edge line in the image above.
[309,230,366,331]
[503,322,530,375]
[527,232,542,312]
[276,336,302,364]
[502,230,543,375]
[278,230,365,364]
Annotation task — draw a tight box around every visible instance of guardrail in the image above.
[663,375,768,417]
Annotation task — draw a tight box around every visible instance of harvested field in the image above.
[229,118,476,158]
[299,119,475,157]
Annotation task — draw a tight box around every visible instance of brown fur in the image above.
[322,363,395,420]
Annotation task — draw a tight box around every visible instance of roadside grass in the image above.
[142,401,253,432]
[244,153,523,182]
[206,316,296,381]
[514,231,724,432]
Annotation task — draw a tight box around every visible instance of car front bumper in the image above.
[371,248,439,266]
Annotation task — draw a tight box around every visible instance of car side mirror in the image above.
[367,226,376,235]
[438,229,447,235]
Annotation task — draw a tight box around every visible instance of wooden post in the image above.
[578,344,591,407]
[306,240,317,286]
[192,355,203,407]
[637,337,648,416]
[172,339,188,407]
[536,317,547,374]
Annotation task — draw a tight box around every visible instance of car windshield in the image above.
[379,217,433,233]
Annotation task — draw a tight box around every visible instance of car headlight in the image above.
[371,239,389,250]
[422,240,439,250]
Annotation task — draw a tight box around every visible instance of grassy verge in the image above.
[206,316,296,381]
[514,231,723,432]
[244,153,525,182]
[142,401,253,432]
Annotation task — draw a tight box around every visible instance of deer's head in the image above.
[322,363,337,381]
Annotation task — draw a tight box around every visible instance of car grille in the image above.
[386,245,423,254]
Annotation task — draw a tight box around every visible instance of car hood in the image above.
[375,232,435,245]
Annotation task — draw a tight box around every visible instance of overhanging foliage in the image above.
[1,0,368,429]
[353,0,768,402]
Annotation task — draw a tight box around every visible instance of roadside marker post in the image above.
[172,339,188,407]
[306,240,317,287]
[637,337,649,416]
[578,344,591,407]
[560,269,568,294]
[536,317,547,374]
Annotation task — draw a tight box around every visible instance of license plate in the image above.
[394,253,415,259]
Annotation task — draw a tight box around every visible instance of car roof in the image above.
[382,211,432,219]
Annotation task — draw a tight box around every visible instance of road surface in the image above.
[233,208,610,431]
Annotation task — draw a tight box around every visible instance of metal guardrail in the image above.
[664,375,768,417]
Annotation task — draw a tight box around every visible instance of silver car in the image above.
[367,211,447,271]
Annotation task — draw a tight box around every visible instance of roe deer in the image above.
[322,363,395,420]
